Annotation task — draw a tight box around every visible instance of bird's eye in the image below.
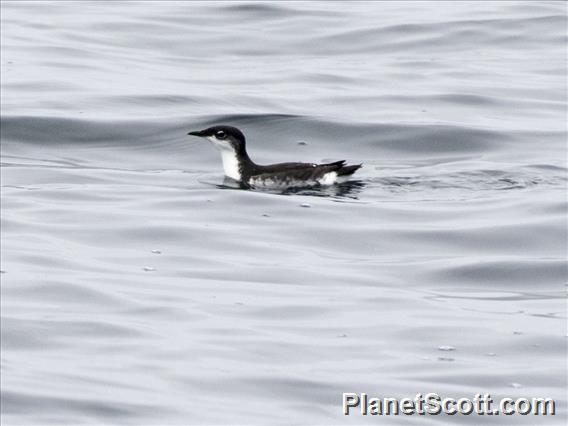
[216,130,226,139]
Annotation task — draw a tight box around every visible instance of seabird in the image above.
[188,125,362,188]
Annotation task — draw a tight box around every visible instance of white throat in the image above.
[207,136,241,181]
[219,149,241,181]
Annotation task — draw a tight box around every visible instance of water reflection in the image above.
[216,177,366,199]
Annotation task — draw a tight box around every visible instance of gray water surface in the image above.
[1,1,567,425]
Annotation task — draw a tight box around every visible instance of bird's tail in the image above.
[337,163,362,176]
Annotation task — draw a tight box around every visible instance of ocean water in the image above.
[1,1,566,424]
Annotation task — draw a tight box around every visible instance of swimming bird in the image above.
[188,125,362,188]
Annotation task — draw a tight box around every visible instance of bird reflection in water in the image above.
[217,177,366,199]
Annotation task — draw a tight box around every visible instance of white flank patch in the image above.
[206,136,241,181]
[249,177,315,188]
[318,171,338,186]
[249,177,280,187]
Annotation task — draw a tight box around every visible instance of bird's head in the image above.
[188,125,246,153]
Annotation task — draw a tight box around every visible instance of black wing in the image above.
[252,160,361,183]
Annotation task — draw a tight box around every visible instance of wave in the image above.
[3,113,565,165]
